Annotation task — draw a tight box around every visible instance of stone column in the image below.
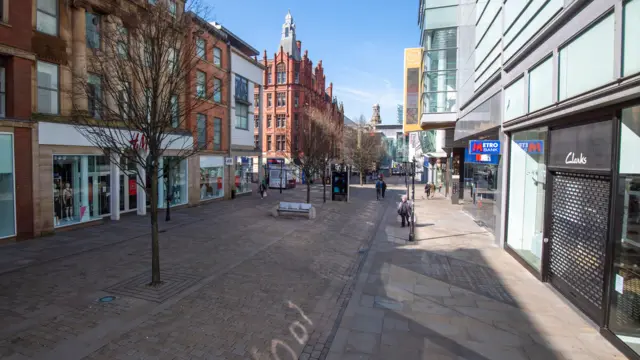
[136,156,147,216]
[110,154,121,220]
[72,7,88,112]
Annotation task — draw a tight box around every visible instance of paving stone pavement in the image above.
[0,180,399,360]
[326,190,627,360]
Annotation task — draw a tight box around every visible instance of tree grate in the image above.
[104,271,202,303]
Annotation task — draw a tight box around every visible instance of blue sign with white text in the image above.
[469,140,501,154]
[514,140,544,154]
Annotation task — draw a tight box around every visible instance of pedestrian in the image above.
[430,183,436,198]
[425,182,431,199]
[381,179,387,199]
[375,178,382,200]
[397,195,412,227]
[259,178,267,199]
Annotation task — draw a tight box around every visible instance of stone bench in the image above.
[272,202,316,220]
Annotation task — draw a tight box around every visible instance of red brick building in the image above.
[255,11,343,161]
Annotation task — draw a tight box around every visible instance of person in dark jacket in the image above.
[398,195,412,227]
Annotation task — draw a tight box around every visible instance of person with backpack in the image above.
[375,178,382,200]
[381,179,387,199]
[398,195,412,227]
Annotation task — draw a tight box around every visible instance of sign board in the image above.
[224,157,234,166]
[549,120,613,171]
[514,140,544,154]
[267,158,284,166]
[464,152,500,165]
[469,140,501,155]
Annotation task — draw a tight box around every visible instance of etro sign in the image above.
[515,140,544,154]
[549,120,612,171]
[469,140,501,155]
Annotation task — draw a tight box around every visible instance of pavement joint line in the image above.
[39,227,298,360]
[317,196,391,360]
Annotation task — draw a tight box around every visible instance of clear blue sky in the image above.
[205,0,418,124]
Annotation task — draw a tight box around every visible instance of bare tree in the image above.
[286,106,339,204]
[304,107,341,203]
[68,1,223,285]
[341,115,384,185]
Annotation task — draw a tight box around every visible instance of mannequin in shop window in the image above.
[63,182,73,221]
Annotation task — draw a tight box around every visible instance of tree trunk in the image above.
[322,168,326,203]
[359,172,363,185]
[150,162,161,285]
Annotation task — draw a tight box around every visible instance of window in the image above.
[213,117,221,150]
[293,135,298,150]
[0,67,5,117]
[145,88,151,121]
[148,0,157,4]
[168,0,176,16]
[254,115,259,129]
[213,78,222,103]
[196,71,206,98]
[117,26,128,59]
[144,40,152,67]
[294,63,300,84]
[118,83,131,120]
[277,114,286,128]
[267,115,272,128]
[294,113,299,128]
[235,75,249,101]
[37,61,59,114]
[196,38,206,59]
[294,93,299,107]
[558,14,614,101]
[267,93,273,107]
[197,113,207,149]
[623,0,640,76]
[213,47,221,67]
[0,0,6,23]
[277,92,286,107]
[86,12,101,49]
[254,94,259,108]
[504,77,525,121]
[37,0,57,36]
[423,28,457,113]
[87,73,101,119]
[276,63,286,84]
[236,104,248,129]
[528,56,553,112]
[267,135,272,150]
[254,135,259,148]
[276,135,285,151]
[267,66,273,85]
[167,47,177,73]
[170,95,179,127]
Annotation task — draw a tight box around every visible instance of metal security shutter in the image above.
[548,171,610,322]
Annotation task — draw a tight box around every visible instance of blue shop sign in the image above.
[469,140,501,154]
[464,152,500,165]
[514,140,544,154]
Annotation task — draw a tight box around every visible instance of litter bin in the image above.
[451,182,460,205]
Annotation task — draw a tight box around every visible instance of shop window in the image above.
[37,0,57,36]
[236,104,248,129]
[213,117,221,150]
[528,56,553,112]
[196,38,206,59]
[37,61,59,115]
[624,0,640,76]
[506,128,547,270]
[196,113,207,149]
[213,47,221,67]
[558,14,614,101]
[235,157,252,194]
[504,77,525,121]
[213,78,222,103]
[0,133,14,238]
[86,12,101,49]
[53,155,110,228]
[159,156,187,207]
[200,156,224,200]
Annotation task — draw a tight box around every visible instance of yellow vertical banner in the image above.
[403,48,422,134]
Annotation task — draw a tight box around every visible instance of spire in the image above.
[279,10,301,61]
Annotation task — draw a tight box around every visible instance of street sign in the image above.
[224,157,234,166]
[468,140,501,155]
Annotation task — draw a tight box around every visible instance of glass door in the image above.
[119,173,138,212]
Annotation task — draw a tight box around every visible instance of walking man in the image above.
[381,178,387,199]
[375,178,382,200]
[398,195,412,227]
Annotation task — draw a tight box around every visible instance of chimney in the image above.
[328,82,333,98]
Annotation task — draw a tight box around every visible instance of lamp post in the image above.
[280,159,283,194]
[164,163,171,222]
[409,157,416,242]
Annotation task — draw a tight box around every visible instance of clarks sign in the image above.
[549,120,612,171]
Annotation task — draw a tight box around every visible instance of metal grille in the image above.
[549,172,610,313]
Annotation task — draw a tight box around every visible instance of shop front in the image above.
[200,156,224,200]
[147,156,188,208]
[235,156,252,195]
[0,133,15,239]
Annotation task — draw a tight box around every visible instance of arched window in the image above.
[276,63,286,84]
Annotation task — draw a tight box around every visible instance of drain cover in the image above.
[98,296,115,303]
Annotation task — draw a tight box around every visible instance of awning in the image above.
[419,112,456,131]
[425,152,448,158]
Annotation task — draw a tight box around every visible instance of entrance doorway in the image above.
[120,173,137,213]
[548,171,610,322]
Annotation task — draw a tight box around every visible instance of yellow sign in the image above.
[403,48,422,134]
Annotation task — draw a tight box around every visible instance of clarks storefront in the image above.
[504,105,640,358]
